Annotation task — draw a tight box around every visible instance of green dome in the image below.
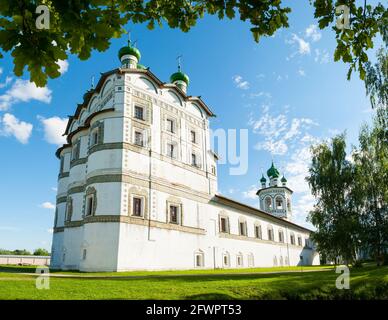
[170,71,190,86]
[118,45,141,62]
[267,162,280,179]
[281,176,287,182]
[137,63,147,70]
[260,174,267,183]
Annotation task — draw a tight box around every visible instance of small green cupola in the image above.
[281,175,287,186]
[170,57,189,93]
[118,37,141,69]
[267,161,280,179]
[260,174,267,188]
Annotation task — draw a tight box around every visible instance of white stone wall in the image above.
[51,69,320,272]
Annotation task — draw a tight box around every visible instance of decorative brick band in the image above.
[58,172,69,179]
[53,227,65,233]
[68,186,86,195]
[56,196,67,204]
[219,232,288,247]
[70,157,87,169]
[61,215,206,235]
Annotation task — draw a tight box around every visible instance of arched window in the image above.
[85,187,97,216]
[267,225,274,241]
[280,256,284,267]
[65,197,73,222]
[238,217,247,236]
[278,229,284,243]
[254,223,262,239]
[194,250,204,268]
[275,196,284,209]
[265,197,272,211]
[236,253,244,267]
[248,253,254,267]
[223,252,230,267]
[290,232,295,245]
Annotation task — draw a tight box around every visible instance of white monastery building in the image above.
[51,41,320,271]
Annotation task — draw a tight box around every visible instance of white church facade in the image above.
[50,42,320,271]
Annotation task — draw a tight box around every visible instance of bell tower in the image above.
[256,162,293,220]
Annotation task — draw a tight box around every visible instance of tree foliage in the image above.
[364,47,388,108]
[33,248,50,256]
[307,108,388,266]
[353,107,388,265]
[307,134,361,264]
[0,1,386,87]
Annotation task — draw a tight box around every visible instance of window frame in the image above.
[219,216,229,233]
[169,204,180,225]
[132,196,144,217]
[134,130,144,147]
[85,195,94,217]
[134,105,145,121]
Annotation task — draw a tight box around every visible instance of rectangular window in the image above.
[82,249,87,260]
[255,225,262,239]
[167,143,175,158]
[195,254,203,267]
[86,196,94,216]
[291,235,295,245]
[134,106,144,120]
[268,229,274,241]
[91,130,99,146]
[132,197,143,217]
[220,217,228,233]
[169,205,179,224]
[134,131,144,147]
[60,156,64,173]
[211,165,216,175]
[239,222,246,236]
[72,142,80,161]
[298,236,302,246]
[167,119,175,133]
[190,130,196,143]
[191,153,197,167]
[279,232,284,243]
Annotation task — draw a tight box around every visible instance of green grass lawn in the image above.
[0,265,386,300]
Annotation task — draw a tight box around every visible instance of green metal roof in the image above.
[170,71,190,85]
[118,45,141,61]
[260,174,267,182]
[267,162,280,178]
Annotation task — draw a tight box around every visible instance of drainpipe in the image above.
[285,226,290,266]
[147,128,152,241]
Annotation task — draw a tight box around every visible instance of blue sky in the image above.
[0,2,377,251]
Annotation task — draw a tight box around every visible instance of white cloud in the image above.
[242,185,259,199]
[249,107,317,156]
[233,75,250,90]
[52,187,58,192]
[38,116,68,145]
[0,68,2,75]
[305,24,322,42]
[57,60,69,74]
[0,79,52,111]
[314,49,330,64]
[47,228,54,234]
[288,34,311,55]
[0,113,33,144]
[40,202,55,210]
[0,76,13,89]
[298,68,306,77]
